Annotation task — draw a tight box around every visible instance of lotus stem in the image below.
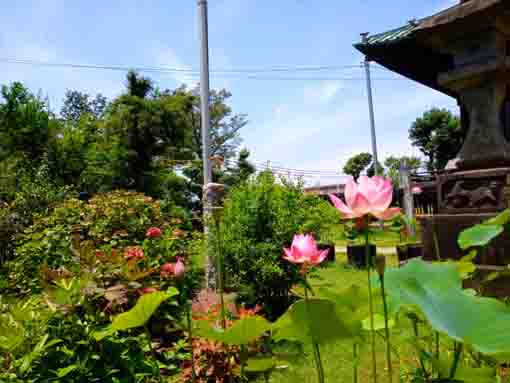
[353,343,359,383]
[304,272,325,383]
[364,218,377,383]
[434,331,440,378]
[410,316,428,378]
[379,270,393,383]
[449,342,463,380]
[432,223,441,262]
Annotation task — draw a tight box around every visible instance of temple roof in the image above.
[354,0,505,97]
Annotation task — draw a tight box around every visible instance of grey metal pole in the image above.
[361,33,380,176]
[198,0,214,289]
[199,0,212,185]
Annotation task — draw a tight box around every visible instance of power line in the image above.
[0,58,361,74]
[223,158,347,177]
[0,58,405,81]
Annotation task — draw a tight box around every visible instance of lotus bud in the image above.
[376,255,386,277]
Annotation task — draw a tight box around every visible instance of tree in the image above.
[384,155,422,186]
[60,90,107,123]
[171,86,247,161]
[343,152,373,179]
[0,82,50,161]
[366,161,384,177]
[105,71,192,192]
[220,148,256,187]
[409,108,464,171]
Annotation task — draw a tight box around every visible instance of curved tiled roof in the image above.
[356,0,503,49]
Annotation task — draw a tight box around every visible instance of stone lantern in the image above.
[355,0,510,271]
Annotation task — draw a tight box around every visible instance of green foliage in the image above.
[80,134,131,193]
[172,85,247,161]
[112,289,178,332]
[384,156,422,187]
[458,225,503,250]
[273,298,361,345]
[220,148,256,187]
[458,209,510,250]
[220,172,338,317]
[194,316,272,346]
[384,258,510,356]
[105,72,193,192]
[343,152,373,179]
[0,82,51,161]
[409,108,464,171]
[1,191,201,382]
[60,89,107,123]
[0,162,71,267]
[6,190,184,294]
[0,296,57,381]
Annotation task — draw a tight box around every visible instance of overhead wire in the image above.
[0,57,405,81]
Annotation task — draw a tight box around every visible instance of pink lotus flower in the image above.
[283,234,329,265]
[329,176,401,220]
[146,227,162,238]
[124,246,144,261]
[412,186,423,195]
[174,257,185,278]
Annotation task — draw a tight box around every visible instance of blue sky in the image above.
[0,0,458,184]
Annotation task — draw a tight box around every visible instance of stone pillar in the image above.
[455,82,510,169]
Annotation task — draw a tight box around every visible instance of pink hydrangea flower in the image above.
[329,176,401,220]
[283,234,329,266]
[124,246,144,261]
[146,227,162,238]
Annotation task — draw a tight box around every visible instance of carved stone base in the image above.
[438,167,510,214]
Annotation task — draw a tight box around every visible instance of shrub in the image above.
[5,190,191,295]
[219,172,338,319]
[0,189,204,382]
[0,161,71,268]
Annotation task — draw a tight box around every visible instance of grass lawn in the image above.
[255,253,448,383]
[329,224,420,248]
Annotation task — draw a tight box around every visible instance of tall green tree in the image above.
[105,71,192,192]
[60,90,107,124]
[409,108,465,171]
[172,86,247,160]
[0,82,50,161]
[220,148,256,187]
[384,155,422,186]
[343,152,373,179]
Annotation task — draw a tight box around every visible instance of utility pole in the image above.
[361,32,380,176]
[198,0,215,289]
[199,0,212,185]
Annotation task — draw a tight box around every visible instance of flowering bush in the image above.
[220,172,338,319]
[5,190,190,295]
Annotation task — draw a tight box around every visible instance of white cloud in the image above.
[247,83,457,178]
[156,47,197,87]
[304,81,342,104]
